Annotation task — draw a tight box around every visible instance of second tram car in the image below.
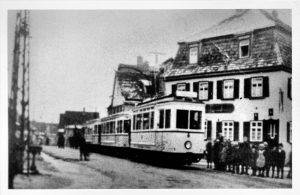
[85,94,206,165]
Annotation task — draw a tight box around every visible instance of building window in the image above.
[244,77,269,99]
[189,47,198,64]
[239,39,250,58]
[250,121,263,142]
[222,121,234,141]
[251,77,263,97]
[199,82,209,100]
[223,80,234,99]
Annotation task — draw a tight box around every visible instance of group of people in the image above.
[57,131,89,161]
[204,136,292,179]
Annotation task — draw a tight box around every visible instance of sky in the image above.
[7,9,291,123]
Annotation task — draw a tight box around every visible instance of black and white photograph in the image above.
[0,0,298,192]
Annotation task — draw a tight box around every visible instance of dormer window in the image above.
[189,47,198,64]
[239,39,250,58]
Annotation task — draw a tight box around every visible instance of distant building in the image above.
[58,110,100,129]
[108,56,160,115]
[162,10,292,152]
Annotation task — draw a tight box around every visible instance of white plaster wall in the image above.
[165,70,292,153]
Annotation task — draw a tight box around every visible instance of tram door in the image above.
[263,119,279,148]
[124,120,131,145]
[98,124,101,145]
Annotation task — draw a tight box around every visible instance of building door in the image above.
[263,119,279,148]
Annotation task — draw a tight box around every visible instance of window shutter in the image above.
[216,121,222,138]
[263,77,269,97]
[208,81,213,100]
[243,122,250,140]
[234,122,239,141]
[207,120,212,139]
[288,78,291,100]
[234,79,240,99]
[193,82,199,98]
[244,78,251,98]
[186,83,190,91]
[287,122,290,143]
[172,84,177,96]
[217,81,223,99]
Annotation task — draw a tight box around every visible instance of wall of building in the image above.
[165,70,292,153]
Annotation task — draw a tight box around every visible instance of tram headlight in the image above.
[184,141,192,150]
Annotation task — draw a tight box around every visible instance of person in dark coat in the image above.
[276,143,286,179]
[231,142,240,174]
[269,146,277,178]
[78,133,89,161]
[263,142,272,177]
[250,145,258,176]
[239,137,251,175]
[205,140,213,168]
[225,141,234,172]
[213,139,222,170]
[57,133,65,148]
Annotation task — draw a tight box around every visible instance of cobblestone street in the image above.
[14,146,292,189]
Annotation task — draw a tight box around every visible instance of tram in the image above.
[85,93,206,165]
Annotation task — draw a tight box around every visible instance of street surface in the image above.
[14,146,292,189]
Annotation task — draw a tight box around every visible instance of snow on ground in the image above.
[14,146,292,189]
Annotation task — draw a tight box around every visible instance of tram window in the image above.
[120,120,123,133]
[190,111,201,130]
[150,111,154,129]
[133,115,136,130]
[176,110,189,129]
[159,110,164,128]
[112,122,115,133]
[124,120,131,133]
[165,109,171,128]
[137,114,142,130]
[143,113,150,130]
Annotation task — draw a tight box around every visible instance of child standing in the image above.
[256,143,266,177]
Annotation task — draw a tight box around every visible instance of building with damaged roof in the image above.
[107,56,160,115]
[162,9,292,153]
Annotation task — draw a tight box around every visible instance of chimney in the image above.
[137,56,143,66]
[83,107,85,112]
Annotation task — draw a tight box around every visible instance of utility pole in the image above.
[8,10,30,188]
[149,51,166,66]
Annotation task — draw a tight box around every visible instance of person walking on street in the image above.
[78,133,89,161]
[276,143,286,179]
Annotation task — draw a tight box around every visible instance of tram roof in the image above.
[100,111,131,122]
[135,94,203,107]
